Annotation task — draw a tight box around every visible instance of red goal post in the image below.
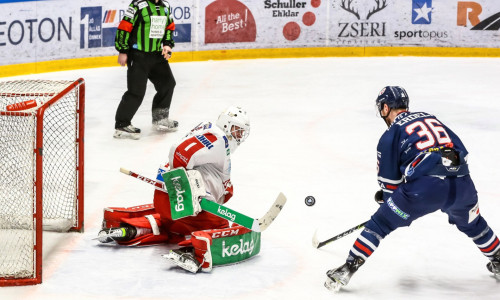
[0,79,85,286]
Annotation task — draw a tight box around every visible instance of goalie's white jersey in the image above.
[167,121,234,204]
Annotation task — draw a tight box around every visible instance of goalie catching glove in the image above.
[163,168,206,220]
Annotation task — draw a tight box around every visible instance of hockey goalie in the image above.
[97,106,260,273]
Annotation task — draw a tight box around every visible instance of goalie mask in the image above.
[216,106,250,150]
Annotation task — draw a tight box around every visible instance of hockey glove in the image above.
[374,190,384,204]
[163,168,205,220]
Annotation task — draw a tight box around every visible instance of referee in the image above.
[114,0,178,140]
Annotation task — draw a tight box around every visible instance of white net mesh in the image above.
[0,113,36,279]
[0,79,82,281]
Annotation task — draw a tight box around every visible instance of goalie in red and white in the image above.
[97,106,260,272]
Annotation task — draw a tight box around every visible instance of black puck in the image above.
[305,196,316,206]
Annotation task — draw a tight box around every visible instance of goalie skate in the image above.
[96,226,136,243]
[162,247,201,273]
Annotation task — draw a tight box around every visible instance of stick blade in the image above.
[312,229,320,248]
[120,167,131,175]
[257,192,287,231]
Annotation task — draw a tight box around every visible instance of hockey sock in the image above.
[347,228,382,262]
[472,227,500,260]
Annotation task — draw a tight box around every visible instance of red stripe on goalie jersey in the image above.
[172,133,218,168]
[118,20,133,32]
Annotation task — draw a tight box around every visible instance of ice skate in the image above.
[487,249,500,277]
[162,247,201,273]
[324,257,365,292]
[113,125,141,140]
[153,118,178,132]
[97,226,136,243]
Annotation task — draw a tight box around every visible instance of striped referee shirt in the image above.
[115,0,175,53]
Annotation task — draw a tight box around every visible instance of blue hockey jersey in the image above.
[377,111,469,200]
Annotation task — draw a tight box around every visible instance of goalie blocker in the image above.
[162,167,205,220]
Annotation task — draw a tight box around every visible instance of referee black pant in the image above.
[115,50,176,129]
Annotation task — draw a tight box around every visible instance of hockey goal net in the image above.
[0,79,85,286]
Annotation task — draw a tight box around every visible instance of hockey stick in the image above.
[312,221,368,249]
[119,168,286,232]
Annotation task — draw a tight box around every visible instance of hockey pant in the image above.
[354,175,499,260]
[178,225,261,272]
[115,50,176,128]
[368,175,487,238]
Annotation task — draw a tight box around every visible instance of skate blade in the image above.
[153,124,178,132]
[324,277,343,292]
[161,253,199,273]
[113,130,140,140]
[93,230,122,243]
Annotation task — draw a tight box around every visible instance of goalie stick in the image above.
[312,221,368,249]
[119,167,286,232]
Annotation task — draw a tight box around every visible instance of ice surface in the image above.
[1,57,499,299]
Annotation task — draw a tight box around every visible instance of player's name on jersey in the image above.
[395,112,434,126]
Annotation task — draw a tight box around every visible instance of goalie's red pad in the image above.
[101,199,230,246]
[102,204,156,228]
[178,225,261,272]
[102,204,169,246]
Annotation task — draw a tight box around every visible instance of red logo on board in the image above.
[205,0,257,44]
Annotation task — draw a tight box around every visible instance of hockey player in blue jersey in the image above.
[324,86,500,292]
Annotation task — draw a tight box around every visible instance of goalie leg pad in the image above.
[116,232,169,246]
[103,206,169,246]
[168,211,230,237]
[120,214,169,246]
[178,225,261,272]
[121,213,161,232]
[102,204,156,228]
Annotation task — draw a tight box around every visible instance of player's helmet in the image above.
[375,86,409,116]
[216,106,250,146]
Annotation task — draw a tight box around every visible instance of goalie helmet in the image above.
[216,106,250,149]
[375,86,409,116]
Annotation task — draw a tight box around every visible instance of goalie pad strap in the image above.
[145,214,160,235]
